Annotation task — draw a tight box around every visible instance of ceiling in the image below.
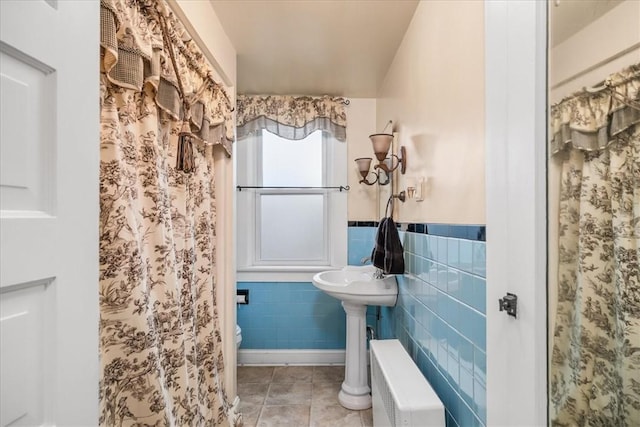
[210,0,419,97]
[549,0,624,46]
[210,0,625,97]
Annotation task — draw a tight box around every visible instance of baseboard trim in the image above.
[238,349,346,366]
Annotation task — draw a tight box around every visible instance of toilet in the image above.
[235,324,242,349]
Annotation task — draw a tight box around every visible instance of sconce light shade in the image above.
[369,133,394,162]
[355,157,373,180]
[354,157,385,185]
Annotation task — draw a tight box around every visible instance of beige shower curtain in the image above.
[550,64,640,426]
[99,1,236,425]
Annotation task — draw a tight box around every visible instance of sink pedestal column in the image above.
[338,301,372,410]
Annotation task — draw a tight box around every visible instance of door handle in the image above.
[499,293,517,318]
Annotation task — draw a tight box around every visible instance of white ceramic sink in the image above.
[312,264,399,410]
[312,265,398,306]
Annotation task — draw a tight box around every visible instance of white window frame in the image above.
[236,130,347,282]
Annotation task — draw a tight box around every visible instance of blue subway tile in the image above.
[457,399,476,427]
[474,348,486,386]
[447,239,459,269]
[472,241,486,278]
[459,337,474,372]
[349,226,374,241]
[473,312,486,352]
[436,290,448,319]
[447,352,460,390]
[426,285,439,313]
[437,374,456,419]
[474,379,487,422]
[433,314,446,340]
[428,331,439,361]
[418,233,429,256]
[447,268,461,301]
[459,240,473,274]
[429,224,450,238]
[405,253,413,274]
[445,297,461,332]
[437,342,449,372]
[428,260,438,285]
[348,252,362,266]
[437,237,448,264]
[459,366,474,409]
[415,255,427,280]
[473,414,486,427]
[446,327,461,360]
[416,347,430,377]
[426,235,436,259]
[420,258,432,282]
[437,263,448,291]
[416,328,430,355]
[458,305,474,343]
[473,276,486,314]
[446,410,460,427]
[459,272,475,307]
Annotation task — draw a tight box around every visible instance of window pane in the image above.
[260,194,325,261]
[261,130,323,186]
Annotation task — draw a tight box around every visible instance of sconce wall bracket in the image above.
[373,146,406,175]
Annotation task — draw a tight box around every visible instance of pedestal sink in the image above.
[312,265,398,410]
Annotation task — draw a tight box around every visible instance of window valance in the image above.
[550,63,640,156]
[236,95,348,141]
[100,0,234,156]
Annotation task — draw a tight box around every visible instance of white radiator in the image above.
[370,339,445,427]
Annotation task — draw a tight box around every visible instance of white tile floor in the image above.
[237,366,373,427]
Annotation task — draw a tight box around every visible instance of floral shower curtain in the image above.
[99,0,237,425]
[550,63,640,426]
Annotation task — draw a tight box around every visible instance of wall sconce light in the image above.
[355,157,390,185]
[369,133,406,175]
[355,130,407,186]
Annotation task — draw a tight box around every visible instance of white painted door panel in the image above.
[0,1,99,426]
[485,1,548,427]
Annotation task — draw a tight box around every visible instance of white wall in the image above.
[548,0,640,344]
[172,0,237,87]
[549,0,640,103]
[376,0,485,224]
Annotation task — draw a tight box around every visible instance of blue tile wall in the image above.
[347,225,377,265]
[236,225,379,351]
[237,282,346,349]
[375,225,487,427]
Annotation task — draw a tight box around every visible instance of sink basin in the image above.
[312,265,398,307]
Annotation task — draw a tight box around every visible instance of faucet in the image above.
[360,256,371,265]
[373,268,385,279]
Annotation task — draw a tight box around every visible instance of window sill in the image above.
[236,266,341,283]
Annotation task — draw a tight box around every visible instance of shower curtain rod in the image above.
[236,185,350,192]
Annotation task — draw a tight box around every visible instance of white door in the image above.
[0,1,99,426]
[485,1,548,426]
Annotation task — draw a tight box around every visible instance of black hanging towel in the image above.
[371,197,405,274]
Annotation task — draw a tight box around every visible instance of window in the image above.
[237,130,347,281]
